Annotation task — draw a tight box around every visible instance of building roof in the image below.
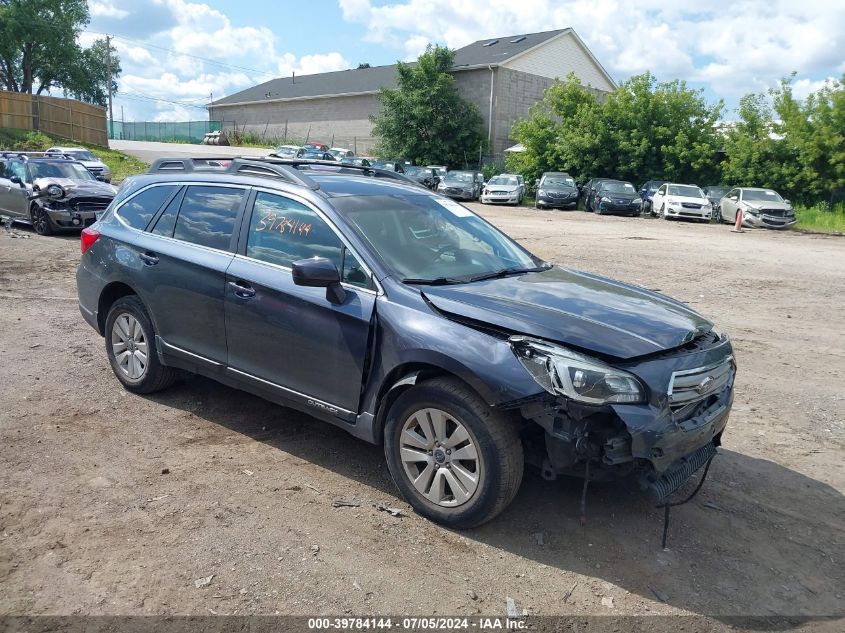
[212,64,399,107]
[451,29,566,68]
[212,28,583,107]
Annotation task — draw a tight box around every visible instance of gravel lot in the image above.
[1,207,843,628]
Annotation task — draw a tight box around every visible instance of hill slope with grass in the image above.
[0,129,147,183]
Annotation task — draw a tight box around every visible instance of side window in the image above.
[173,185,244,250]
[9,161,27,182]
[245,192,369,288]
[150,188,184,237]
[118,185,178,230]
[0,159,6,179]
[657,185,666,195]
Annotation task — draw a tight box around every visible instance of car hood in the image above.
[487,184,520,192]
[668,195,708,205]
[420,267,713,359]
[33,177,118,199]
[541,186,577,194]
[443,181,473,187]
[601,193,639,202]
[745,200,792,210]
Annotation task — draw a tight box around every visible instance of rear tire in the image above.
[384,377,524,528]
[105,296,178,394]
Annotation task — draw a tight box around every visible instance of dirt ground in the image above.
[0,207,843,628]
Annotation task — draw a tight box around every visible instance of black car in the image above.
[535,172,579,209]
[297,149,336,161]
[76,157,735,529]
[0,152,117,235]
[342,157,372,168]
[403,165,440,190]
[582,178,612,211]
[702,185,731,221]
[591,180,642,216]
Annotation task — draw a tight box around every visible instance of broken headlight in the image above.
[46,184,65,198]
[510,336,646,405]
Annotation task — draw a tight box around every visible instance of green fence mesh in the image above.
[109,121,222,143]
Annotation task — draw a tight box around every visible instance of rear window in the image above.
[118,185,178,230]
[172,186,244,250]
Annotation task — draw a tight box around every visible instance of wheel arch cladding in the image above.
[372,362,498,445]
[97,282,140,335]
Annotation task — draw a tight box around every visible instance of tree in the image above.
[722,75,845,204]
[371,44,484,166]
[507,72,724,186]
[0,0,119,106]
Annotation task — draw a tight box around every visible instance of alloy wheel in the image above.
[399,407,481,508]
[111,313,148,380]
[31,207,51,235]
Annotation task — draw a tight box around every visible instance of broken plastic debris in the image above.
[193,575,213,589]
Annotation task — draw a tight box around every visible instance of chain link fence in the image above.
[109,120,222,144]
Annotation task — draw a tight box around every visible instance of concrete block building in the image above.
[208,29,615,158]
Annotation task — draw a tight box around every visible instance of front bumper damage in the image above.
[513,334,735,502]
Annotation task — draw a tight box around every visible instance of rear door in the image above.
[224,189,376,415]
[129,183,247,366]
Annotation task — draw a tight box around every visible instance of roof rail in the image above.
[147,157,320,190]
[1,151,74,160]
[257,157,427,190]
[146,156,427,191]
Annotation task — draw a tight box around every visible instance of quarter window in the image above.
[245,192,369,288]
[118,185,178,230]
[173,186,244,250]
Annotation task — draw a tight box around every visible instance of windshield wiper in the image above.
[401,277,465,286]
[467,264,552,283]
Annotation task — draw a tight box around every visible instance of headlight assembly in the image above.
[510,336,646,405]
[537,189,546,196]
[601,196,611,203]
[46,184,65,198]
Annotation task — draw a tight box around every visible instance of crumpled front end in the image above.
[513,331,735,501]
[32,177,115,229]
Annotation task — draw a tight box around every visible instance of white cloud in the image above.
[339,0,845,101]
[89,0,130,19]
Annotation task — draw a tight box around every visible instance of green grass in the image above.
[794,203,845,234]
[0,128,148,183]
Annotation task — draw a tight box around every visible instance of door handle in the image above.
[139,252,159,266]
[228,280,256,298]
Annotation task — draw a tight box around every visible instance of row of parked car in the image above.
[528,174,797,229]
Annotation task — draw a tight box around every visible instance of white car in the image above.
[268,145,300,159]
[650,183,712,222]
[45,146,111,182]
[328,147,354,160]
[481,173,525,205]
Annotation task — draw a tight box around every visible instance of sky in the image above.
[83,0,845,123]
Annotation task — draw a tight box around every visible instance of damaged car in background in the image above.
[77,157,735,532]
[1,153,117,235]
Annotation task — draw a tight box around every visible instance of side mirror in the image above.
[10,175,22,186]
[291,257,346,304]
[784,199,791,205]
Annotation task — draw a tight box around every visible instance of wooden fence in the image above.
[0,90,108,147]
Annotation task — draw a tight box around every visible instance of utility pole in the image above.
[106,35,114,136]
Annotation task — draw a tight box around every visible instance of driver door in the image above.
[0,160,30,220]
[652,184,667,213]
[224,190,376,416]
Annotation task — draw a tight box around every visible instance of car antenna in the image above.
[656,455,716,549]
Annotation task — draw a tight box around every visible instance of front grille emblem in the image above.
[695,375,715,394]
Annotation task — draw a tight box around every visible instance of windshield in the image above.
[601,181,636,194]
[333,193,540,282]
[30,161,95,181]
[58,150,97,161]
[488,175,518,186]
[541,175,575,187]
[445,172,474,183]
[302,151,328,159]
[743,189,784,202]
[273,146,298,157]
[647,182,665,193]
[668,185,704,198]
[706,187,728,198]
[403,166,426,177]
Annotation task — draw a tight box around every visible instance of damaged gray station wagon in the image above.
[77,158,736,528]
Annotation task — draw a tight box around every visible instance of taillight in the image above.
[80,227,100,254]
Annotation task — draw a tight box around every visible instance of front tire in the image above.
[105,296,178,394]
[384,378,523,528]
[30,205,54,236]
